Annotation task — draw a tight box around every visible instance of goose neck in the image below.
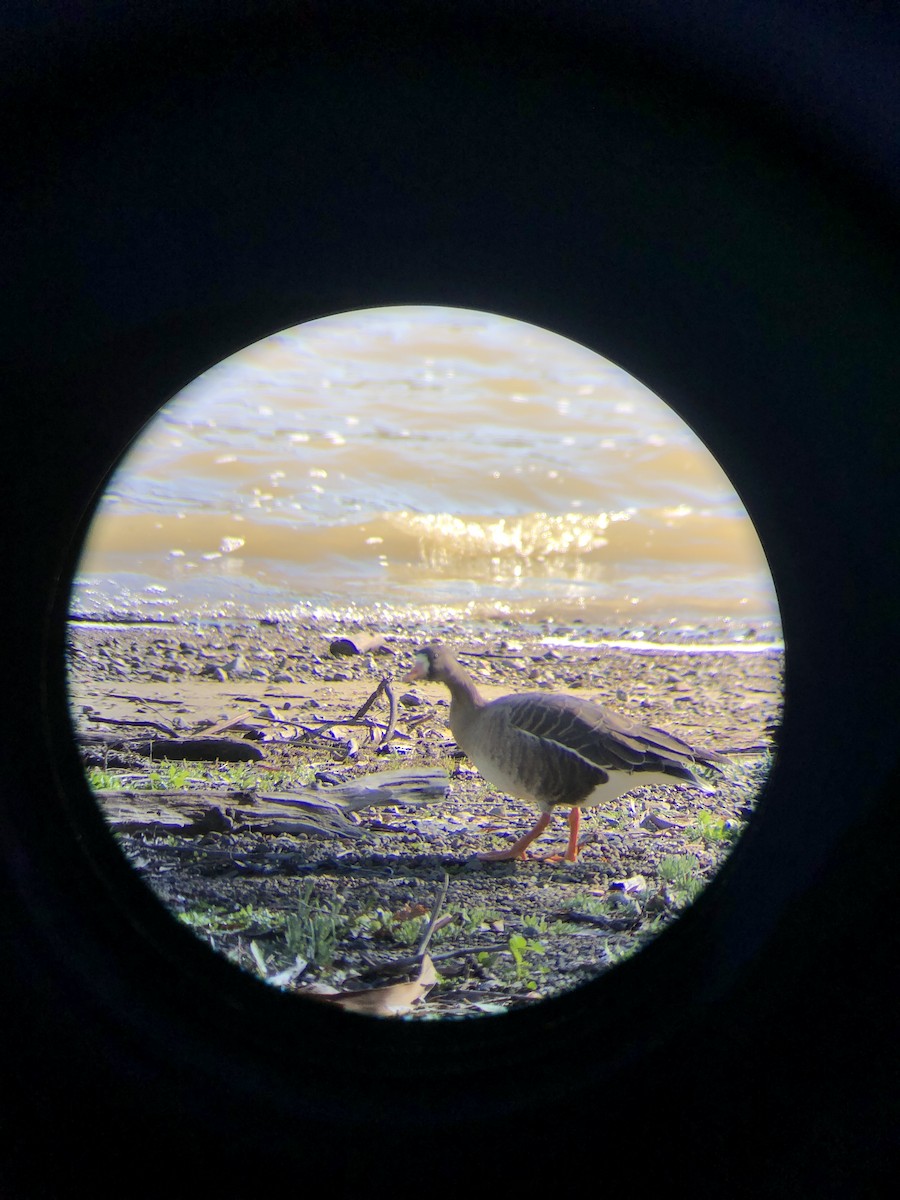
[444,670,486,713]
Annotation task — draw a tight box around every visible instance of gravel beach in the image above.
[67,612,783,1017]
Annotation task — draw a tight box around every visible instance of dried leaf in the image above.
[393,903,429,922]
[315,954,437,1017]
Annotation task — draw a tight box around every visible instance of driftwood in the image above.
[132,737,265,762]
[81,677,401,762]
[79,731,264,762]
[94,767,450,837]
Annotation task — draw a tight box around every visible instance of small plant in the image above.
[393,915,431,947]
[565,893,621,918]
[688,810,739,846]
[178,902,285,935]
[454,905,504,935]
[507,932,547,991]
[284,881,345,966]
[147,761,196,789]
[256,763,319,789]
[349,904,434,948]
[521,913,575,937]
[602,937,636,967]
[658,853,705,906]
[351,906,395,941]
[218,761,260,789]
[86,767,124,790]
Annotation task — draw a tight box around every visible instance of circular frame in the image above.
[4,3,898,1191]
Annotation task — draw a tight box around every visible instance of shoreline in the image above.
[67,609,784,756]
[67,601,782,648]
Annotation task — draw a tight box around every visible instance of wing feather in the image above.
[502,693,724,776]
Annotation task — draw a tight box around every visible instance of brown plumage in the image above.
[403,643,728,862]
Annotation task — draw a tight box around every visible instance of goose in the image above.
[403,643,729,863]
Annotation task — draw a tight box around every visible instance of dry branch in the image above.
[93,767,449,837]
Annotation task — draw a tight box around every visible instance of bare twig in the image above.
[88,714,177,737]
[351,677,388,721]
[269,678,398,746]
[377,678,397,749]
[358,942,511,979]
[194,710,257,737]
[415,871,450,958]
[404,711,439,730]
[460,650,527,662]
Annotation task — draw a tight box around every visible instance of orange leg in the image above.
[564,806,581,862]
[538,808,583,863]
[477,811,554,862]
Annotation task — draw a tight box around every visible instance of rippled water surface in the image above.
[73,306,780,636]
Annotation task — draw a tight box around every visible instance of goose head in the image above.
[402,643,458,684]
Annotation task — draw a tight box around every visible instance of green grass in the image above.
[452,904,504,935]
[86,759,320,792]
[350,906,429,948]
[521,912,583,937]
[86,767,125,790]
[658,853,705,905]
[284,880,345,966]
[177,902,286,935]
[147,763,196,789]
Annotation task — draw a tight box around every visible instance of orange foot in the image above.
[475,810,586,863]
[476,846,530,862]
[475,811,552,862]
[475,847,579,864]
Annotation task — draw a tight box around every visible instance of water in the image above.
[72,306,780,638]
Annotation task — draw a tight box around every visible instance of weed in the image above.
[351,906,426,947]
[565,893,620,918]
[255,763,319,789]
[86,767,124,790]
[688,810,739,846]
[178,902,285,935]
[284,881,345,966]
[658,853,705,906]
[506,932,548,991]
[521,914,575,937]
[602,938,634,967]
[394,915,430,947]
[453,904,504,935]
[147,762,196,790]
[218,761,260,789]
[89,757,319,794]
